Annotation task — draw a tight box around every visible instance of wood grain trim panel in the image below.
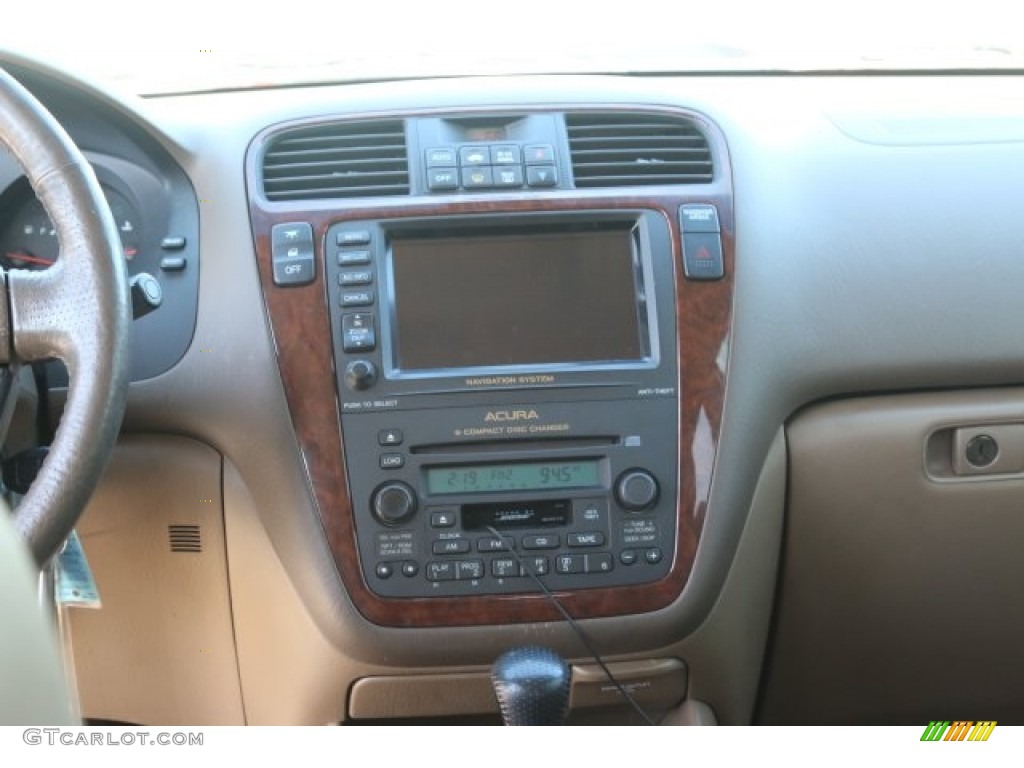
[246,108,733,627]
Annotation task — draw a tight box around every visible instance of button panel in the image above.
[423,141,561,193]
[330,224,385,395]
[378,429,403,446]
[360,473,674,593]
[493,166,524,187]
[271,222,315,287]
[526,165,558,187]
[426,562,455,582]
[340,290,374,307]
[432,539,471,555]
[159,255,187,272]
[492,145,520,165]
[337,230,371,246]
[341,313,376,352]
[339,269,373,286]
[430,510,456,528]
[426,559,486,581]
[426,168,458,191]
[680,204,725,280]
[338,249,371,266]
[425,147,457,167]
[478,537,513,552]
[524,144,555,164]
[568,532,605,547]
[379,453,405,469]
[367,508,668,588]
[461,166,494,189]
[523,534,560,550]
[370,521,665,586]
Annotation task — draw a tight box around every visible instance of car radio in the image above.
[325,210,680,598]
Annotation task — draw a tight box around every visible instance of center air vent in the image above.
[262,119,409,201]
[566,112,712,188]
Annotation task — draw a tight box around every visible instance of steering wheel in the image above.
[0,67,130,565]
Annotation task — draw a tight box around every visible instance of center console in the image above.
[328,211,678,597]
[246,105,733,627]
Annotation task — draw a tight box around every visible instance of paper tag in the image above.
[55,530,101,609]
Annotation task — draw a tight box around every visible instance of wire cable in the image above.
[486,525,657,726]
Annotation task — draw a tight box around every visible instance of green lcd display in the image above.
[427,461,601,495]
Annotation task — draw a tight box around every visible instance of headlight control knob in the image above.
[372,481,418,526]
[614,469,659,512]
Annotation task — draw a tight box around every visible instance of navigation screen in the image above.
[390,228,645,371]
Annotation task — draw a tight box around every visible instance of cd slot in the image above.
[410,435,619,455]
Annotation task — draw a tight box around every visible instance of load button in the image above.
[379,453,405,469]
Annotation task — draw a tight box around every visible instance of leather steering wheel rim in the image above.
[0,67,130,565]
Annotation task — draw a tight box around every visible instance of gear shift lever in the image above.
[491,646,571,725]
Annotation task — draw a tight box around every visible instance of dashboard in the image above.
[3,52,1024,726]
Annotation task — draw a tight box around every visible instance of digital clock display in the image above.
[464,126,507,141]
[427,460,601,495]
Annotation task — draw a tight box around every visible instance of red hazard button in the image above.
[682,232,724,281]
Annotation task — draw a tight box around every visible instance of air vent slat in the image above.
[272,130,405,146]
[573,151,708,162]
[266,143,407,156]
[573,161,713,173]
[266,177,408,191]
[262,119,409,200]
[569,127,705,136]
[573,139,708,151]
[264,165,408,181]
[266,184,410,200]
[567,112,713,188]
[264,150,407,166]
[264,164,408,180]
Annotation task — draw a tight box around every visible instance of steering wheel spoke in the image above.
[7,266,71,361]
[0,365,23,450]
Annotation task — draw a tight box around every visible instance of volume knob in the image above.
[372,481,418,526]
[615,469,659,512]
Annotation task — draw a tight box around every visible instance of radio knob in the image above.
[345,359,378,390]
[372,481,418,526]
[615,469,659,512]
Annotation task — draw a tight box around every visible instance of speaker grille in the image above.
[168,524,202,553]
